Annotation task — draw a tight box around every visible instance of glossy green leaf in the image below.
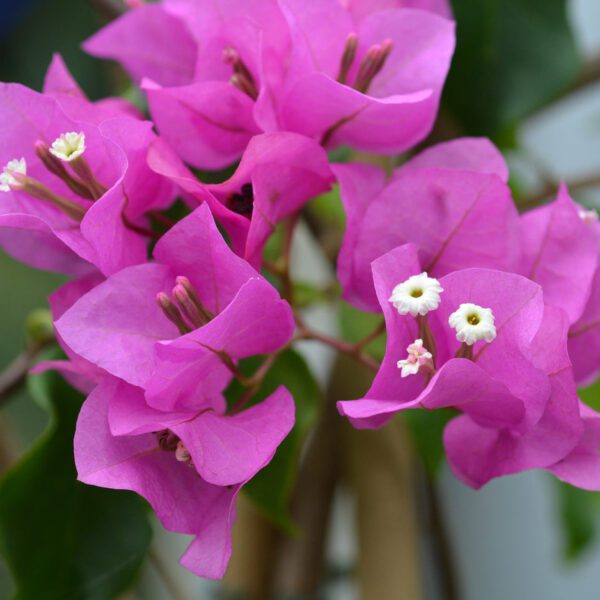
[579,379,600,412]
[556,480,599,561]
[404,409,455,477]
[444,0,580,137]
[0,0,109,98]
[0,369,152,600]
[308,185,345,227]
[339,301,386,360]
[226,350,320,531]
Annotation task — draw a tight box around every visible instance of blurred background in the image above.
[0,0,599,598]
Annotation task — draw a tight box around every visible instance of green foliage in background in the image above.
[0,365,152,600]
[226,350,320,531]
[445,0,580,140]
[0,0,598,596]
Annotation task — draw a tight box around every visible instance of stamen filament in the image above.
[354,39,393,94]
[156,292,192,335]
[223,47,259,100]
[156,429,179,451]
[35,141,95,200]
[175,276,213,324]
[230,73,259,101]
[69,157,107,200]
[10,173,86,221]
[455,342,474,361]
[417,314,437,367]
[172,284,206,329]
[337,33,358,85]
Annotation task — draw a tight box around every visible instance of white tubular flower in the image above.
[579,208,599,225]
[0,158,27,192]
[449,303,496,346]
[389,272,443,317]
[175,440,192,465]
[49,132,86,162]
[397,338,433,378]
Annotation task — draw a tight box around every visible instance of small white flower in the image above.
[449,303,496,346]
[49,132,86,162]
[0,158,27,192]
[579,207,599,225]
[389,272,443,317]
[175,440,192,464]
[397,338,433,378]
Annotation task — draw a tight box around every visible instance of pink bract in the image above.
[76,376,294,579]
[336,138,520,312]
[55,204,295,409]
[148,132,334,268]
[0,81,174,276]
[84,0,455,167]
[338,244,583,488]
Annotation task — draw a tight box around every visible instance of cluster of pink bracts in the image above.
[0,0,598,580]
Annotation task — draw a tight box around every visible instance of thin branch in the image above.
[88,0,125,20]
[0,345,47,408]
[280,216,298,304]
[296,322,380,373]
[519,173,600,208]
[566,55,600,96]
[355,320,386,350]
[230,353,280,414]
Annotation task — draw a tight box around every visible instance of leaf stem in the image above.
[0,344,48,408]
[519,173,600,208]
[295,318,380,373]
[355,319,386,350]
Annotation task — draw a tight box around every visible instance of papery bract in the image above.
[518,185,600,385]
[549,402,600,491]
[56,203,295,410]
[32,274,106,393]
[0,82,174,276]
[76,375,294,579]
[338,244,582,487]
[85,0,288,168]
[569,268,600,385]
[44,54,143,122]
[276,0,455,153]
[342,0,452,20]
[336,138,520,311]
[84,0,455,167]
[519,184,598,324]
[444,305,582,488]
[148,132,334,267]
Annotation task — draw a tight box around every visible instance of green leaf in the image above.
[556,480,599,561]
[0,369,152,600]
[226,350,320,531]
[444,0,580,137]
[339,301,386,360]
[403,409,455,477]
[308,185,345,227]
[0,0,109,99]
[579,379,600,412]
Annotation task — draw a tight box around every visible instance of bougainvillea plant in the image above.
[0,0,598,597]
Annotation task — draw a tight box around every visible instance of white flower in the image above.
[448,303,496,346]
[49,132,86,162]
[579,208,599,225]
[389,272,443,317]
[0,158,27,192]
[397,338,432,378]
[175,440,192,465]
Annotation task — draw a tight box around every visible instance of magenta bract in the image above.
[338,244,583,488]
